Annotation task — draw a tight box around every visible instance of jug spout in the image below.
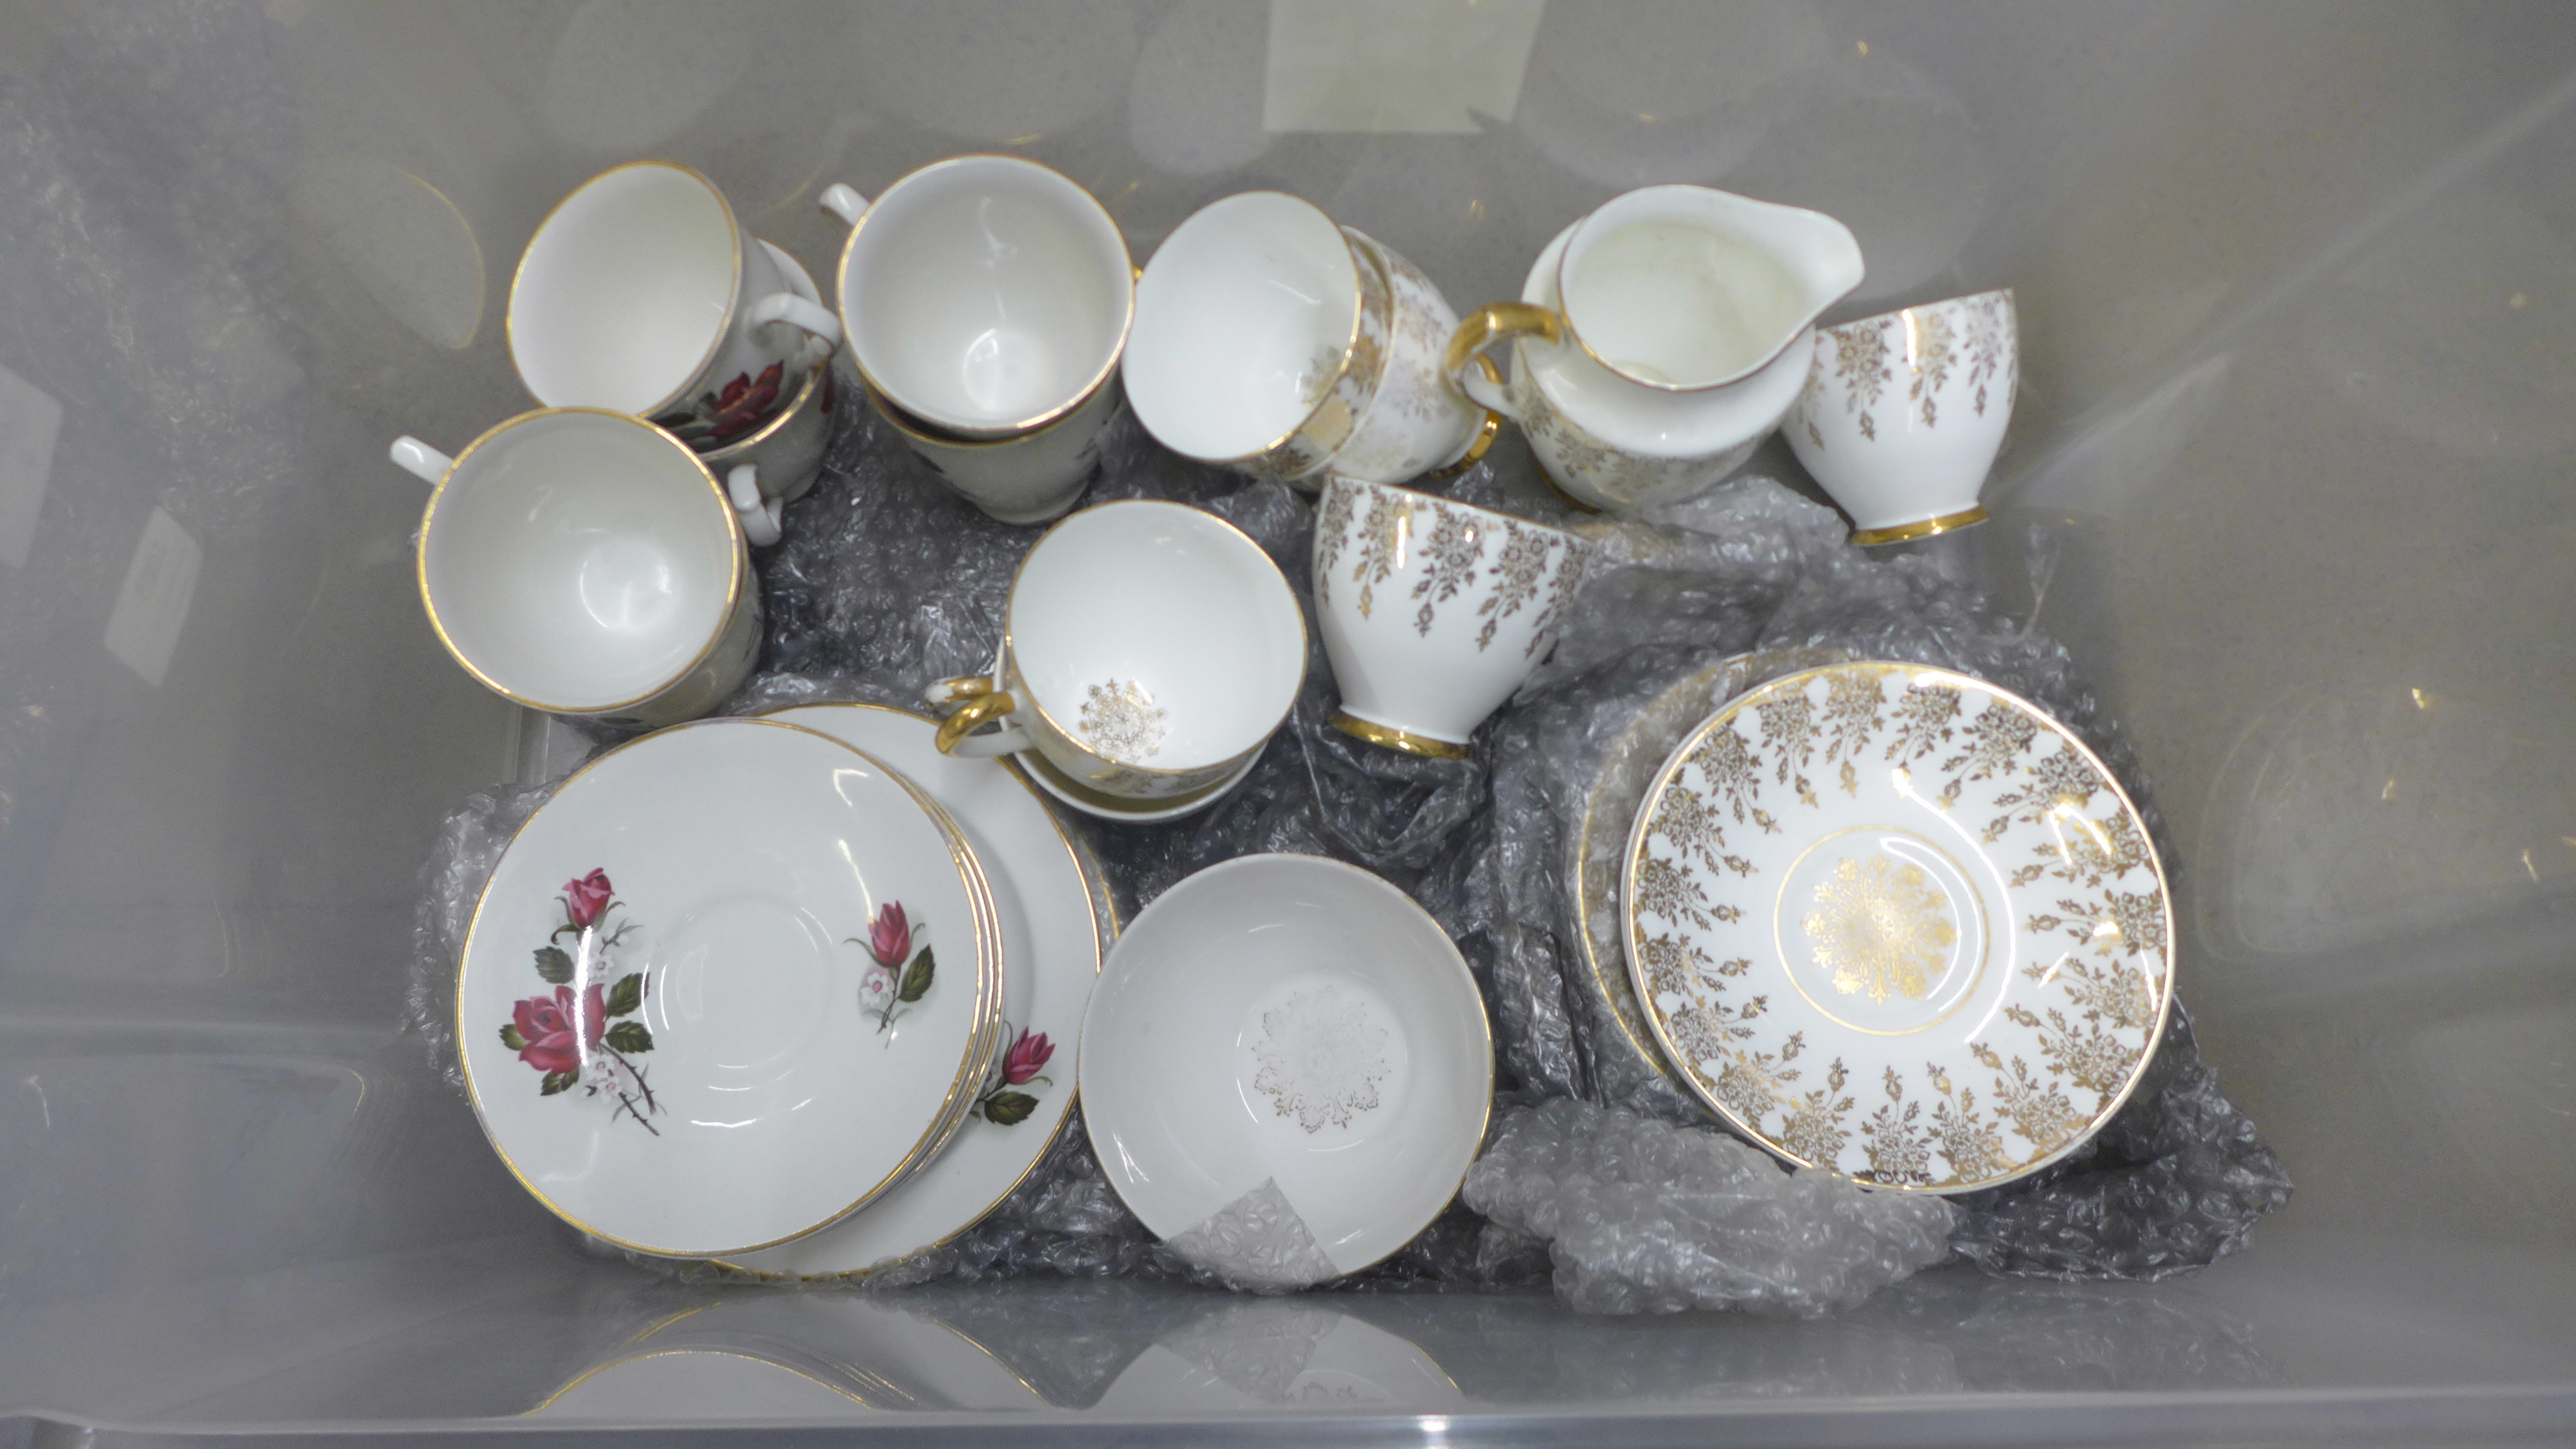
[1555,184,1865,392]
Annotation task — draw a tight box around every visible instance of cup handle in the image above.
[726,464,783,548]
[388,436,451,484]
[924,675,995,712]
[1443,303,1563,419]
[934,689,1032,757]
[747,291,841,351]
[818,182,871,227]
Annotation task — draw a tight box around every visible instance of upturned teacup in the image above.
[1785,288,2016,545]
[1313,477,1594,758]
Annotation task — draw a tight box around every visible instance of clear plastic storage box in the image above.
[3,2,2574,1444]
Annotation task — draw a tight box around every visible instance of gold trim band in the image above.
[934,690,1019,754]
[1444,301,1562,390]
[1426,354,1505,481]
[1331,710,1472,761]
[1851,506,1989,547]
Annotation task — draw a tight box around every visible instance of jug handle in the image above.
[818,182,871,227]
[388,436,451,484]
[1444,304,1562,418]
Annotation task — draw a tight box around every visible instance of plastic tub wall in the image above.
[0,2,2571,1443]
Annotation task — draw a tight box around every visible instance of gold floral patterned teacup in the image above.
[1123,192,1496,490]
[1313,477,1593,760]
[1785,289,2016,545]
[926,501,1305,802]
[1444,184,1863,514]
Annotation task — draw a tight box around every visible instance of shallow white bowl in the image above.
[1081,854,1491,1284]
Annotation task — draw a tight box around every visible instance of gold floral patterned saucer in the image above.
[1622,662,2174,1192]
[1571,648,1853,1098]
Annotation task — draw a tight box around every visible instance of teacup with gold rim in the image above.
[1313,477,1593,760]
[928,500,1305,803]
[1784,288,2016,546]
[389,409,761,730]
[508,162,840,436]
[1123,192,1496,491]
[821,155,1133,522]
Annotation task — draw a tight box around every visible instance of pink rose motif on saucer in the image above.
[497,869,662,1133]
[853,900,935,1039]
[971,1024,1055,1126]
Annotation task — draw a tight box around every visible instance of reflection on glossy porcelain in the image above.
[458,718,1000,1257]
[1082,854,1491,1287]
[1626,662,2173,1191]
[530,1291,1046,1418]
[1786,288,2016,545]
[1098,1300,1463,1414]
[394,408,757,726]
[1313,477,1592,756]
[929,501,1304,804]
[721,704,1106,1280]
[1016,738,1260,824]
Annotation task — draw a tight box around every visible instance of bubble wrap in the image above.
[1463,1097,1957,1316]
[403,381,2288,1306]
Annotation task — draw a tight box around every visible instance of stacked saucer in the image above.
[457,711,1108,1265]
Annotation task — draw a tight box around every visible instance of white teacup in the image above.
[865,375,1122,526]
[1785,288,2017,545]
[1313,477,1594,758]
[390,410,760,729]
[820,156,1132,521]
[508,163,840,426]
[928,501,1304,802]
[1124,192,1494,489]
[1446,185,1863,514]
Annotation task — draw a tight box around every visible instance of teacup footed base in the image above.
[1015,744,1258,824]
[1330,708,1472,762]
[1850,504,1989,548]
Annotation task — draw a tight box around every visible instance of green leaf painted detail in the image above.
[604,1021,653,1054]
[532,945,575,985]
[979,1090,1037,1126]
[605,972,644,1017]
[539,1067,578,1096]
[898,947,935,1003]
[499,1023,528,1050]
